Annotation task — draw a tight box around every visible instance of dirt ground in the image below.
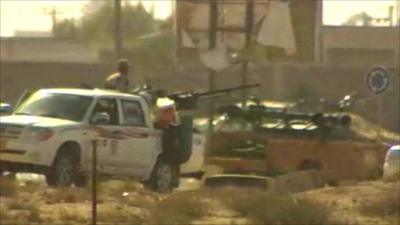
[0,175,398,225]
[298,180,400,225]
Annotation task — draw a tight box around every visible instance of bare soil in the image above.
[298,180,400,225]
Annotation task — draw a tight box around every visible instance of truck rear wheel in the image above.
[46,147,78,187]
[147,158,178,192]
[74,173,88,188]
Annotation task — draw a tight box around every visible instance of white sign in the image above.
[366,67,390,95]
[256,0,297,55]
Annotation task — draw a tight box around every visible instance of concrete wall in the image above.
[0,38,98,63]
[0,62,113,103]
[322,26,400,68]
[0,61,398,132]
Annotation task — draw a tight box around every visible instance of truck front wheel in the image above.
[46,148,78,187]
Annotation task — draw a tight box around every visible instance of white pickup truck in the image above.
[0,88,205,192]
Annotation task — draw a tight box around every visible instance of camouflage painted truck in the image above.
[203,100,393,185]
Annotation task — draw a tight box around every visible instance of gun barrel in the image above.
[197,83,260,99]
[165,83,260,110]
[220,104,352,128]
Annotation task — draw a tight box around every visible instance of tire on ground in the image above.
[147,157,178,192]
[46,144,80,187]
[74,173,87,187]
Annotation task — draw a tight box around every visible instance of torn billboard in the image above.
[176,0,318,62]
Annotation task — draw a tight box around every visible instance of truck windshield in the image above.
[14,92,93,122]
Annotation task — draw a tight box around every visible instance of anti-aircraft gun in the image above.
[137,83,260,110]
[217,95,354,140]
[132,83,260,166]
[205,90,389,185]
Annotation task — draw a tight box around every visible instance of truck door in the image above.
[117,99,160,179]
[89,98,123,175]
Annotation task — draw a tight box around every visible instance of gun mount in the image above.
[218,103,352,128]
[215,100,355,141]
[294,91,358,113]
[142,83,260,110]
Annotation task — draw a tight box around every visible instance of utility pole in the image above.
[43,7,63,35]
[397,0,400,25]
[114,0,123,60]
[314,0,323,63]
[388,6,394,26]
[207,0,218,152]
[91,140,98,225]
[240,0,254,107]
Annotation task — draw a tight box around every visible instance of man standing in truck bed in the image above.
[104,59,131,92]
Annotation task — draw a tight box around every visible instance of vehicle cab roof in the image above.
[39,88,140,99]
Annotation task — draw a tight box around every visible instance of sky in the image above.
[0,0,398,37]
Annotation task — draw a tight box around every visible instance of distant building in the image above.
[0,37,98,63]
[322,26,399,68]
[14,30,52,38]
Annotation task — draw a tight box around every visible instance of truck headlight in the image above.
[25,127,54,142]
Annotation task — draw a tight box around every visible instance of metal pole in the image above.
[207,0,218,153]
[91,140,98,225]
[388,6,394,26]
[114,0,122,59]
[240,0,254,107]
[173,0,179,60]
[377,97,383,141]
[397,0,400,25]
[314,0,323,63]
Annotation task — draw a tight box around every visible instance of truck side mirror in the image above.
[0,103,13,114]
[91,112,110,125]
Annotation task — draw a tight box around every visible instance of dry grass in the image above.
[146,191,208,225]
[19,180,43,193]
[27,206,43,223]
[0,174,43,197]
[122,192,155,207]
[45,187,91,204]
[59,210,88,224]
[97,205,144,224]
[359,186,400,218]
[3,201,43,223]
[7,199,35,210]
[0,175,18,197]
[98,180,143,199]
[209,187,330,225]
[0,205,12,221]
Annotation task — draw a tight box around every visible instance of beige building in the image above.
[322,26,400,68]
